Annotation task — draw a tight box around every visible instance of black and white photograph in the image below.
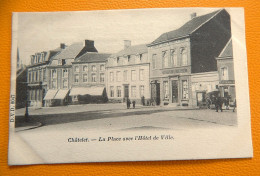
[9,8,252,165]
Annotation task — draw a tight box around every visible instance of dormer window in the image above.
[41,53,45,62]
[117,57,120,63]
[140,54,143,61]
[127,55,130,62]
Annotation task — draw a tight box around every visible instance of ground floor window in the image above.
[117,86,121,97]
[110,86,114,97]
[163,81,169,99]
[131,86,136,97]
[182,80,189,99]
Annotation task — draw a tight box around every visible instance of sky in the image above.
[16,8,222,65]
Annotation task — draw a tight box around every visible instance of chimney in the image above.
[85,40,95,47]
[124,40,131,50]
[60,43,66,49]
[190,12,197,20]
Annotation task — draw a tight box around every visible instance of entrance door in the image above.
[124,85,129,98]
[197,92,206,107]
[151,82,160,105]
[172,80,178,103]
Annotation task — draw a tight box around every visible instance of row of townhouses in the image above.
[21,9,235,108]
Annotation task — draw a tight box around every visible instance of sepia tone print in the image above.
[9,8,252,165]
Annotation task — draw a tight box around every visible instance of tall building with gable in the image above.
[147,9,231,107]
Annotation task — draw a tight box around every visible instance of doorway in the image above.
[171,80,178,103]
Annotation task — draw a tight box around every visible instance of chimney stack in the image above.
[60,43,66,49]
[85,40,95,47]
[124,40,131,50]
[190,12,197,20]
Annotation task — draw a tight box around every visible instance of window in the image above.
[74,66,79,72]
[74,74,79,83]
[32,72,35,82]
[83,65,88,72]
[170,49,177,67]
[83,74,88,82]
[162,51,169,68]
[31,55,35,65]
[140,54,143,61]
[62,59,66,65]
[123,70,128,81]
[140,85,144,97]
[91,73,96,82]
[63,79,68,88]
[131,86,136,97]
[100,65,105,71]
[117,57,120,63]
[58,60,62,65]
[36,71,38,81]
[127,55,130,62]
[131,70,136,81]
[180,48,188,66]
[39,70,42,81]
[110,86,114,97]
[163,81,169,99]
[152,54,157,69]
[221,67,228,80]
[62,69,68,78]
[28,72,31,83]
[100,73,105,82]
[43,69,46,82]
[139,69,144,81]
[92,65,96,72]
[116,71,121,82]
[52,69,57,78]
[117,86,121,97]
[110,72,114,82]
[41,53,45,62]
[52,80,57,89]
[182,80,189,99]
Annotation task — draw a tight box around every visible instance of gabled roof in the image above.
[110,44,148,58]
[52,42,84,60]
[75,53,111,63]
[218,39,233,58]
[149,9,224,46]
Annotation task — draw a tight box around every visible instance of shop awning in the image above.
[69,87,104,96]
[53,89,69,99]
[43,89,58,100]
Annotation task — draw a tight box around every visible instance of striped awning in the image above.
[69,87,104,96]
[53,89,69,99]
[43,89,58,100]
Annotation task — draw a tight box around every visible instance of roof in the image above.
[110,44,148,58]
[218,39,233,58]
[149,9,224,46]
[52,42,84,60]
[75,53,110,63]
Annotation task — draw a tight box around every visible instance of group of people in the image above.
[126,98,136,109]
[208,95,236,112]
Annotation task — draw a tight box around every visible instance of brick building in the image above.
[216,39,236,103]
[106,41,150,104]
[147,9,231,107]
[27,45,63,107]
[70,52,110,103]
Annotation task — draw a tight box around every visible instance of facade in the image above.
[27,45,63,107]
[147,9,231,106]
[216,39,236,103]
[44,40,96,106]
[106,41,150,104]
[70,52,110,103]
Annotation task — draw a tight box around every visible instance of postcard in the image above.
[9,7,253,165]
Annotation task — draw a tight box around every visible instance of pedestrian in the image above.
[225,95,230,110]
[126,98,131,109]
[132,100,136,109]
[233,98,236,112]
[215,96,223,112]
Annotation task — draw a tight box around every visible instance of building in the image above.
[44,40,97,106]
[70,52,110,103]
[106,40,150,104]
[216,39,236,103]
[147,9,231,106]
[27,45,63,107]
